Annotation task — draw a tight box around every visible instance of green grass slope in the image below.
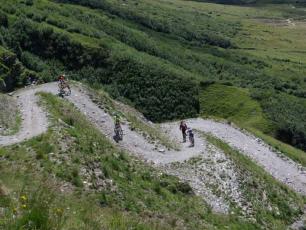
[195,0,306,4]
[0,92,305,229]
[0,0,305,152]
[200,84,306,167]
[0,93,263,229]
[0,94,20,135]
[200,84,270,131]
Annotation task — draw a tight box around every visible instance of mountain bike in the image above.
[114,124,123,142]
[58,81,71,97]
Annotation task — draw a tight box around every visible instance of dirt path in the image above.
[0,85,50,146]
[161,125,248,214]
[1,83,306,215]
[184,119,306,195]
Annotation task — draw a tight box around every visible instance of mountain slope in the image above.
[196,0,306,4]
[0,83,305,229]
[0,0,306,152]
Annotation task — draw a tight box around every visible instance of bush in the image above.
[55,0,233,48]
[8,18,199,121]
[0,51,27,91]
[20,51,47,72]
[252,89,306,151]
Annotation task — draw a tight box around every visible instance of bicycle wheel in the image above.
[119,129,123,140]
[65,87,71,96]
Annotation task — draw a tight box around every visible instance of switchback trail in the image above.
[1,83,306,214]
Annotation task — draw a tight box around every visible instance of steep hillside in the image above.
[1,0,306,229]
[1,83,306,229]
[0,1,305,151]
[0,92,212,229]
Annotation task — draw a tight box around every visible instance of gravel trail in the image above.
[1,83,306,214]
[185,119,306,195]
[0,85,51,146]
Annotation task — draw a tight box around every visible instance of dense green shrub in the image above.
[56,0,233,48]
[20,51,47,72]
[5,18,199,121]
[10,18,109,69]
[104,53,200,121]
[0,51,29,91]
[0,0,305,150]
[251,89,306,151]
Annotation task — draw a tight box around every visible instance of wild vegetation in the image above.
[199,84,306,166]
[1,92,305,229]
[0,1,305,152]
[199,0,306,4]
[0,93,285,229]
[0,94,20,135]
[1,1,306,229]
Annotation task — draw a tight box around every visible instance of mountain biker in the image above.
[187,128,194,147]
[58,74,71,92]
[58,74,66,84]
[114,114,123,141]
[114,114,122,133]
[179,121,188,143]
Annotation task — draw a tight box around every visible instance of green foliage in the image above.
[0,90,305,229]
[252,89,306,151]
[200,84,270,132]
[32,93,247,229]
[2,14,199,121]
[56,0,235,48]
[9,18,108,69]
[0,93,20,135]
[0,0,305,151]
[0,45,37,91]
[199,0,306,4]
[20,51,47,72]
[104,53,200,121]
[199,84,306,163]
[0,181,66,230]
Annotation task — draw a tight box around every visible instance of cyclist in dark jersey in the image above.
[179,121,188,143]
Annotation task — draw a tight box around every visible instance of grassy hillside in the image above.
[0,0,305,152]
[196,0,306,4]
[200,84,306,167]
[200,84,270,131]
[0,93,304,229]
[0,94,20,135]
